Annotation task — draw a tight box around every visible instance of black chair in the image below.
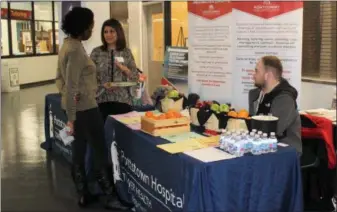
[300,114,336,211]
[300,115,320,169]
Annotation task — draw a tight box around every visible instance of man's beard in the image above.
[254,81,265,89]
[254,82,262,89]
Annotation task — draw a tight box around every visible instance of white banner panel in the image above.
[231,1,303,109]
[188,2,233,104]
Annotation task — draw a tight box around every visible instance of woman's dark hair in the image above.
[101,18,126,51]
[61,7,94,38]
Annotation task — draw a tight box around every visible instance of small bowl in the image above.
[251,115,279,135]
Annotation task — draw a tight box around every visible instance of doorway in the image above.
[142,2,164,95]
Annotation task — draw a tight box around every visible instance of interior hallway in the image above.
[1,84,109,211]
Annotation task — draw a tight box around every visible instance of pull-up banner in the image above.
[188,1,233,104]
[188,1,303,110]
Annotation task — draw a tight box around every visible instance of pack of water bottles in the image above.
[219,129,278,157]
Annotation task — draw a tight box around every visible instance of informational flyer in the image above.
[231,1,303,109]
[188,2,233,104]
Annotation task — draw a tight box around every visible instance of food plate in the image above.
[106,82,137,87]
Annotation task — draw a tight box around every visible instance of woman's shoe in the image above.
[71,165,94,208]
[95,169,130,210]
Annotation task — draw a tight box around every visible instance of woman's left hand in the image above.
[115,61,130,75]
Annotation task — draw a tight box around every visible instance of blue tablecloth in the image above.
[41,93,303,211]
[105,117,303,212]
[41,93,94,178]
[41,93,154,174]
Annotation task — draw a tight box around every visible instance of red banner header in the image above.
[1,8,32,20]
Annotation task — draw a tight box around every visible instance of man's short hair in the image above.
[261,56,283,79]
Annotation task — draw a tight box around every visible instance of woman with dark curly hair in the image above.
[90,18,139,123]
[55,7,128,211]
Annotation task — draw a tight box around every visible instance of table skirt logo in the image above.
[111,140,122,184]
[49,104,54,138]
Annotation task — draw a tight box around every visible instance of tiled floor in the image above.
[0,84,110,211]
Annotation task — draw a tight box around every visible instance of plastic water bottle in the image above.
[269,132,278,152]
[219,129,227,147]
[262,133,269,154]
[229,136,237,155]
[220,132,231,150]
[241,132,248,140]
[221,129,227,135]
[246,132,255,153]
[241,132,249,153]
[234,136,245,157]
[251,134,262,155]
[219,133,226,150]
[257,131,263,136]
[231,135,239,156]
[226,134,236,154]
[252,129,257,134]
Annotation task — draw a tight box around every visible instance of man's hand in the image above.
[66,121,74,136]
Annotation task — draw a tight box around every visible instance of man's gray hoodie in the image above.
[248,79,302,153]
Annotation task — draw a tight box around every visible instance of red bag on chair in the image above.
[301,114,336,169]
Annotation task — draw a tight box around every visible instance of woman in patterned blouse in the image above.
[90,18,139,122]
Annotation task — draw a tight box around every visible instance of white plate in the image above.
[107,82,137,87]
[251,115,279,121]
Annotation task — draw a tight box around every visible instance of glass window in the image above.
[1,2,9,56]
[1,19,9,56]
[35,21,53,54]
[1,1,60,57]
[54,22,59,53]
[34,2,52,21]
[171,2,188,47]
[1,2,8,8]
[10,2,32,11]
[10,2,32,20]
[11,20,33,55]
[54,2,59,21]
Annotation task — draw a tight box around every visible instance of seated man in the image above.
[248,56,302,153]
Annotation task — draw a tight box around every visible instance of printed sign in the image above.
[9,68,19,87]
[188,1,233,104]
[188,1,303,109]
[231,1,303,109]
[10,9,32,20]
[163,47,188,93]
